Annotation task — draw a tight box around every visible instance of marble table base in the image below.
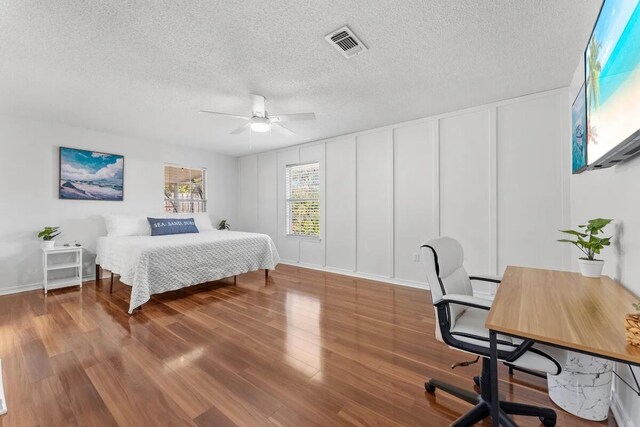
[547,352,613,421]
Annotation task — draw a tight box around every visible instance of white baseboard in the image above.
[611,392,637,427]
[277,261,497,299]
[0,275,101,297]
[278,260,430,290]
[0,282,43,296]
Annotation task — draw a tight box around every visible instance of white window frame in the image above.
[164,164,208,213]
[285,161,320,240]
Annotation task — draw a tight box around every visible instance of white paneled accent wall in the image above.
[325,137,357,271]
[439,110,493,276]
[236,89,571,289]
[356,130,394,278]
[393,121,438,283]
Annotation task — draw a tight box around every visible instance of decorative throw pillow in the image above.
[147,217,199,236]
[164,212,214,231]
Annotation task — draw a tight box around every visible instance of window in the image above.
[164,165,207,213]
[286,162,320,238]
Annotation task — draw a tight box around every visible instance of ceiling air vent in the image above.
[325,26,368,59]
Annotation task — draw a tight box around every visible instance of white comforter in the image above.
[96,230,280,313]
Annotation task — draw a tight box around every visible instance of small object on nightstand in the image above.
[42,245,83,294]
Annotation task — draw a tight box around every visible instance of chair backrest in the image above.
[421,237,474,328]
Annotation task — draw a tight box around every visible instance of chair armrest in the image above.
[435,294,493,310]
[469,275,502,284]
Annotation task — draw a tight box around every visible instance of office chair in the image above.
[421,237,566,427]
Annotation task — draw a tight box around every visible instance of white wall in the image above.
[0,116,237,294]
[356,129,394,277]
[569,57,640,427]
[393,122,437,283]
[325,137,356,271]
[236,88,571,289]
[439,110,493,276]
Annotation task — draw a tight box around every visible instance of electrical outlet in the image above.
[413,253,421,262]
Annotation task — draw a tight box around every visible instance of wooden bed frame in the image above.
[95,264,270,311]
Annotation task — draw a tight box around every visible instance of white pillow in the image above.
[165,212,214,231]
[104,214,151,237]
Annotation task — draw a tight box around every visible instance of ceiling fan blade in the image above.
[269,113,316,123]
[230,122,251,135]
[251,94,266,117]
[272,122,295,137]
[199,111,250,120]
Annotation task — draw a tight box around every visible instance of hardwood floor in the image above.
[0,264,616,426]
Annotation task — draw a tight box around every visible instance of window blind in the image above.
[164,165,207,213]
[286,162,320,237]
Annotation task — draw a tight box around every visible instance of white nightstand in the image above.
[41,246,83,294]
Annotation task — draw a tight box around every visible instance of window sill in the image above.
[285,234,322,242]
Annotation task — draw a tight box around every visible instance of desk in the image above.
[486,266,640,426]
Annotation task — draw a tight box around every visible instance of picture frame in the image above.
[572,84,588,174]
[59,147,124,201]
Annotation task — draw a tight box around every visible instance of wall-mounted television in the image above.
[585,0,640,169]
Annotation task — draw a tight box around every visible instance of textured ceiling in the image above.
[0,0,602,156]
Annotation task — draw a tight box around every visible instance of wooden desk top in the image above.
[486,266,640,365]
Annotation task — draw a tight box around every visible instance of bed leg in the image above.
[265,269,269,283]
[234,275,237,286]
[110,272,114,294]
[95,264,100,282]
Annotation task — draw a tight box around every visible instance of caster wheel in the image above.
[424,382,436,393]
[473,376,480,387]
[539,416,556,427]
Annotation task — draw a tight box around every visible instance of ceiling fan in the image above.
[200,94,316,136]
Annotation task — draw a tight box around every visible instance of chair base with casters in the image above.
[425,358,557,427]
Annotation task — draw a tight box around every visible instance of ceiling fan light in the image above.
[250,117,271,133]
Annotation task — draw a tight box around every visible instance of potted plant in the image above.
[558,218,612,278]
[626,303,640,347]
[37,226,61,249]
[218,219,230,231]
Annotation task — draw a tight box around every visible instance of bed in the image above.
[96,229,280,313]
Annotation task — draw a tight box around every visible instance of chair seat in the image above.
[450,307,566,375]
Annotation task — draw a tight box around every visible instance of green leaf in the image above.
[589,218,613,229]
[558,229,588,238]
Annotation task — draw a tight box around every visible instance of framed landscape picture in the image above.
[59,147,124,200]
[572,84,587,173]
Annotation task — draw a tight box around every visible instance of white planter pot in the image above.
[41,240,55,250]
[548,352,613,421]
[578,259,604,278]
